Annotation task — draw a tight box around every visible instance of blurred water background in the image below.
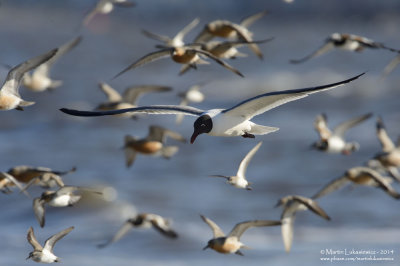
[0,0,399,265]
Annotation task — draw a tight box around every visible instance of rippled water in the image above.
[0,1,399,265]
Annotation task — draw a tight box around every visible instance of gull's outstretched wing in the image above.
[60,105,204,117]
[222,74,364,120]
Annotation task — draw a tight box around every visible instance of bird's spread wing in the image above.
[98,220,134,248]
[33,198,46,228]
[150,219,178,238]
[0,172,30,197]
[220,22,263,59]
[190,48,244,77]
[113,49,171,79]
[45,36,82,68]
[281,215,294,253]
[312,176,350,199]
[222,73,364,119]
[27,227,43,251]
[229,220,281,239]
[358,167,400,199]
[290,42,335,64]
[240,10,268,28]
[2,49,57,96]
[122,85,172,105]
[376,116,395,152]
[333,113,372,137]
[382,54,400,78]
[173,18,200,44]
[60,105,204,117]
[44,226,74,252]
[141,29,172,44]
[200,215,225,238]
[113,0,136,7]
[314,113,332,139]
[291,195,331,220]
[237,141,262,177]
[148,125,186,143]
[193,26,214,44]
[99,82,122,102]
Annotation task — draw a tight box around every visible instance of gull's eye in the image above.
[201,124,206,127]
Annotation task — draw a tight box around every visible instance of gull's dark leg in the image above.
[242,132,255,138]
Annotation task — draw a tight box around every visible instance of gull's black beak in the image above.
[190,130,200,144]
[202,244,209,250]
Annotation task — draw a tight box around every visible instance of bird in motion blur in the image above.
[23,36,82,92]
[98,213,178,248]
[312,112,372,154]
[290,33,400,64]
[200,214,280,255]
[142,18,200,48]
[371,116,400,181]
[95,82,172,118]
[0,49,57,111]
[194,11,268,59]
[275,195,330,252]
[60,73,364,144]
[113,45,244,78]
[26,226,74,263]
[312,166,400,200]
[123,125,186,167]
[82,0,135,27]
[33,186,102,227]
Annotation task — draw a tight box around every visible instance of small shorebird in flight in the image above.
[290,33,399,64]
[200,214,280,255]
[210,141,262,190]
[26,226,74,263]
[312,113,372,154]
[98,213,178,248]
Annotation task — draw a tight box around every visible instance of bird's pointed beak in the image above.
[26,254,32,260]
[202,244,210,250]
[190,130,200,144]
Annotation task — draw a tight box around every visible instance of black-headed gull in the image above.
[61,74,364,144]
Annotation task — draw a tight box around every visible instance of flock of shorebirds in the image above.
[0,0,399,263]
